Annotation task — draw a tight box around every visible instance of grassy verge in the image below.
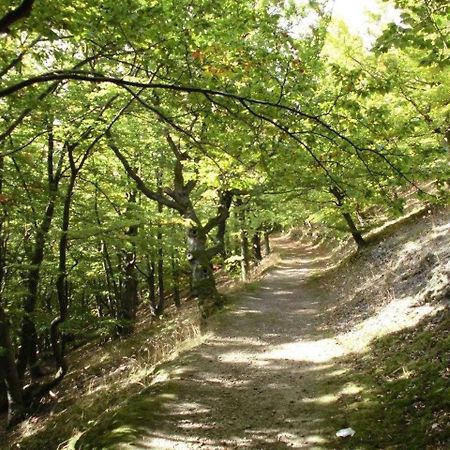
[329,310,449,449]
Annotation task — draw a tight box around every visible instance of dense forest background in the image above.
[0,0,448,430]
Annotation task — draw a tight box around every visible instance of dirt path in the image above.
[99,238,350,450]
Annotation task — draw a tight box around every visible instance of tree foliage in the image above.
[0,0,448,427]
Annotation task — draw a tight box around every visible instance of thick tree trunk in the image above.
[186,225,221,318]
[252,232,262,263]
[263,232,271,256]
[107,135,233,319]
[342,212,366,248]
[0,304,24,426]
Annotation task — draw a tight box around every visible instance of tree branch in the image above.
[105,131,183,212]
[0,0,35,34]
[0,69,363,150]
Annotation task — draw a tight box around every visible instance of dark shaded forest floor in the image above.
[4,207,450,449]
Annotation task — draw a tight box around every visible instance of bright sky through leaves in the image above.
[331,0,401,46]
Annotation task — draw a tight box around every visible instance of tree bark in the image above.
[50,170,76,378]
[155,172,165,316]
[107,133,235,318]
[0,0,35,34]
[0,304,24,426]
[117,191,139,335]
[94,184,120,315]
[329,185,366,248]
[171,253,181,309]
[236,200,250,281]
[252,232,262,263]
[263,232,271,255]
[146,255,157,314]
[17,131,63,379]
[186,223,221,317]
[342,212,366,248]
[117,247,138,334]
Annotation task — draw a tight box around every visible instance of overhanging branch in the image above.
[0,70,362,150]
[0,0,35,34]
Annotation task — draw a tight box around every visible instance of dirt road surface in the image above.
[112,238,349,449]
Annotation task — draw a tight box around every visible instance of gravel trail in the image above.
[120,239,345,449]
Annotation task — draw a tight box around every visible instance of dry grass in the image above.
[4,302,205,450]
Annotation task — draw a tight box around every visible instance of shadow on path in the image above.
[78,239,357,449]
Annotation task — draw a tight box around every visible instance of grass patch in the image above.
[68,382,177,449]
[329,310,450,449]
[2,304,204,450]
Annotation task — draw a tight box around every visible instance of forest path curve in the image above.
[104,238,350,449]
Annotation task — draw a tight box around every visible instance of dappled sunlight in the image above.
[339,382,363,395]
[337,296,440,353]
[208,335,266,347]
[432,221,450,239]
[271,289,294,295]
[169,401,211,416]
[303,434,329,444]
[302,394,338,404]
[191,375,249,388]
[228,308,262,315]
[261,338,345,363]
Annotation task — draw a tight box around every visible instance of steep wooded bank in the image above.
[0,0,449,428]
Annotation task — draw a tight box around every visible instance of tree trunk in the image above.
[107,134,232,319]
[100,241,119,315]
[186,224,221,318]
[155,172,165,316]
[117,247,138,334]
[263,232,271,255]
[329,185,366,248]
[252,232,262,263]
[51,172,76,377]
[17,176,59,379]
[171,253,181,309]
[238,205,250,281]
[342,212,366,248]
[117,190,139,335]
[95,188,120,314]
[146,255,157,314]
[0,304,24,426]
[156,234,164,315]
